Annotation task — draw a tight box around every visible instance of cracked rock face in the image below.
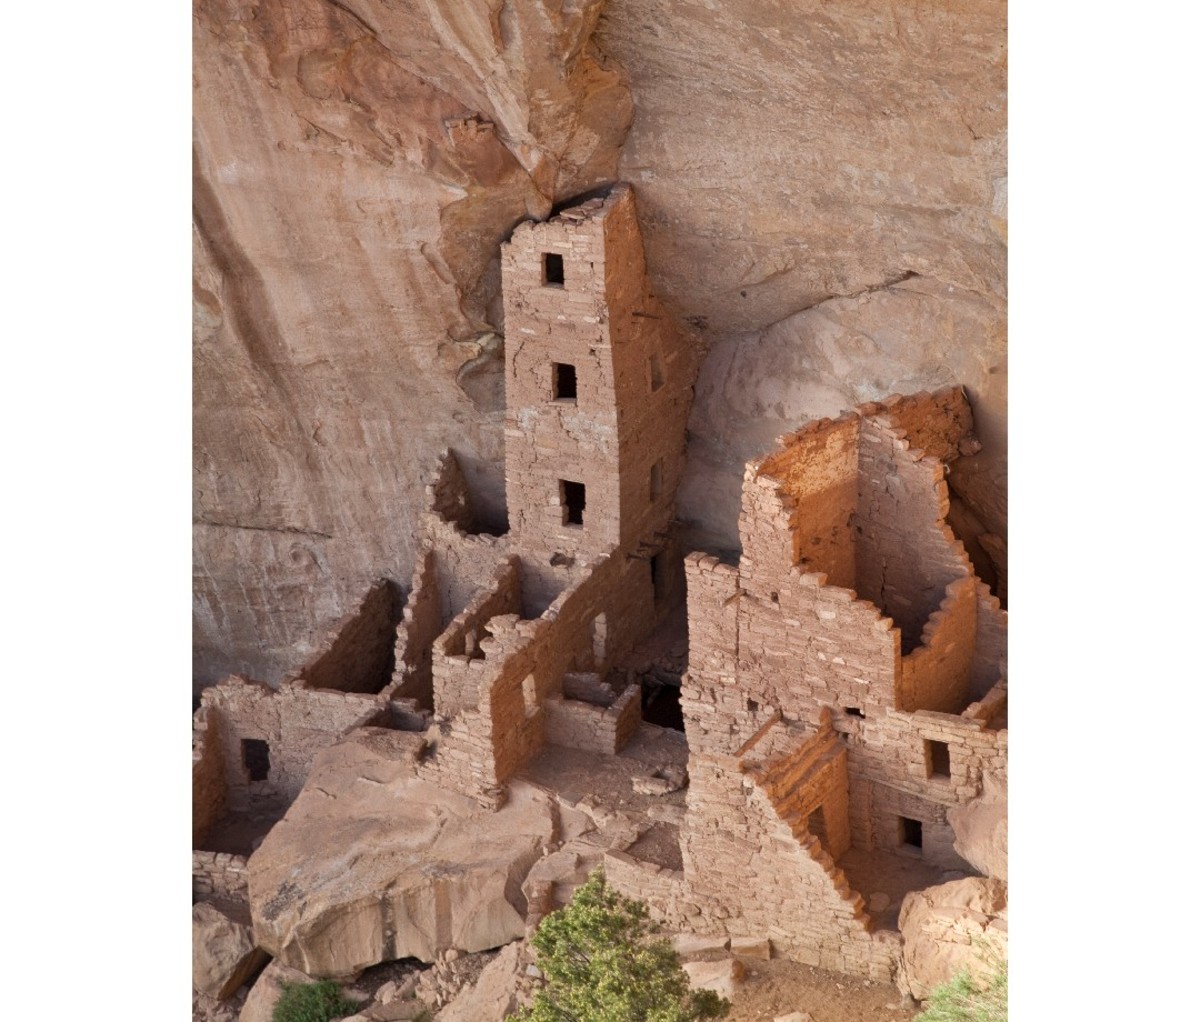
[193,0,1006,684]
[247,733,555,976]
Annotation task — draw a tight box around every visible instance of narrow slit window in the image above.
[242,738,270,782]
[649,460,663,501]
[561,480,586,526]
[650,553,667,606]
[926,739,952,778]
[844,706,865,719]
[543,252,565,287]
[900,816,923,850]
[552,362,577,401]
[522,674,538,718]
[649,352,664,391]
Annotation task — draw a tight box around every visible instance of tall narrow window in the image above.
[649,352,664,391]
[561,480,586,526]
[543,252,565,287]
[242,738,270,782]
[552,362,577,401]
[522,674,538,718]
[649,460,663,501]
[650,553,666,607]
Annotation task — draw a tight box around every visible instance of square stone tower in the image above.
[500,185,691,576]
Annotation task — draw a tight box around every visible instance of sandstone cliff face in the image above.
[193,0,1006,685]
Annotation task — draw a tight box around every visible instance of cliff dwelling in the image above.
[193,186,1007,1009]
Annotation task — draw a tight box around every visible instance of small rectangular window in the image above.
[242,738,270,782]
[552,362,577,401]
[900,816,923,849]
[649,460,662,501]
[649,352,664,391]
[561,480,586,526]
[844,706,865,719]
[926,739,952,778]
[543,252,565,287]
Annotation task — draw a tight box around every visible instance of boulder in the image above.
[193,902,269,1000]
[897,877,1008,1001]
[249,737,555,976]
[731,936,771,960]
[238,961,315,1022]
[683,958,745,1000]
[671,934,730,959]
[946,770,1007,881]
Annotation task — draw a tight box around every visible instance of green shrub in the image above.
[916,944,1007,1022]
[512,870,730,1022]
[271,979,360,1022]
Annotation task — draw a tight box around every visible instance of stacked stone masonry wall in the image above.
[431,557,522,716]
[286,580,398,694]
[200,676,386,811]
[743,720,852,860]
[898,575,977,714]
[756,415,860,588]
[968,586,1008,700]
[543,683,641,755]
[192,707,227,847]
[680,754,897,980]
[603,850,694,932]
[193,850,249,905]
[871,389,975,465]
[390,549,441,708]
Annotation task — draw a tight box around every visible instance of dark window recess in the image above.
[845,706,865,719]
[900,816,923,849]
[553,362,577,401]
[242,739,270,782]
[649,352,664,391]
[927,739,952,778]
[543,252,565,287]
[747,698,759,713]
[561,480,586,526]
[650,460,663,501]
[650,553,667,606]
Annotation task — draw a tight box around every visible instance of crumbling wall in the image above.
[872,389,975,466]
[390,549,441,708]
[755,415,859,587]
[855,416,970,651]
[423,546,657,805]
[200,676,386,811]
[192,850,249,905]
[192,707,227,848]
[286,580,399,694]
[603,850,693,931]
[432,557,522,717]
[898,576,977,714]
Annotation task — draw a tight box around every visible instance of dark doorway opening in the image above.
[242,738,270,782]
[543,252,565,287]
[900,816,923,850]
[643,681,684,732]
[808,805,829,851]
[561,480,586,526]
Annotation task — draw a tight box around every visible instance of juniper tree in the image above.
[513,870,730,1022]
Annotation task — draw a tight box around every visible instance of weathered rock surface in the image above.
[683,957,746,1000]
[193,901,270,1000]
[193,0,1006,686]
[897,877,1008,1002]
[248,732,555,976]
[237,960,313,1022]
[947,769,1008,882]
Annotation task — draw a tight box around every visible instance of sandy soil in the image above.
[724,958,919,1022]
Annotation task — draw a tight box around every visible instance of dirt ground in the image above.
[724,958,919,1022]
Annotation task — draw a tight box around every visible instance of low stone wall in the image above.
[543,683,641,755]
[899,575,977,714]
[603,850,694,931]
[193,850,249,905]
